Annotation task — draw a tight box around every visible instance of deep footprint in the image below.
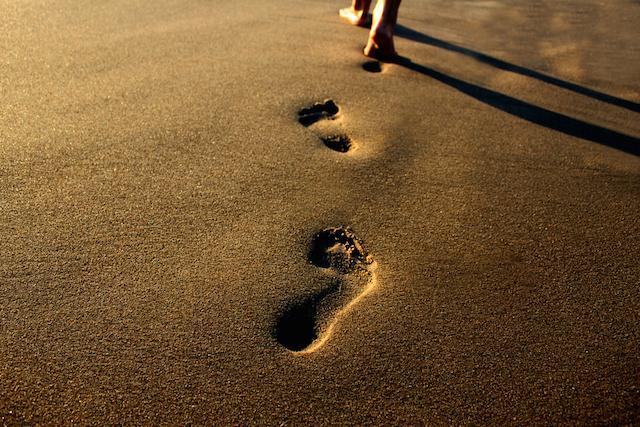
[362,60,382,73]
[275,227,375,353]
[297,99,340,127]
[274,280,340,352]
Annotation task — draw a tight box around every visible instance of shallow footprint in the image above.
[297,99,340,127]
[275,227,376,353]
[320,134,353,153]
[297,100,357,154]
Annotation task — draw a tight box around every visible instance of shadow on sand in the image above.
[390,56,639,156]
[395,24,640,114]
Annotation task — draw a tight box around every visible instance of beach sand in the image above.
[1,0,639,424]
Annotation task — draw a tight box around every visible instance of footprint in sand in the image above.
[297,100,355,153]
[274,227,377,353]
[362,60,383,73]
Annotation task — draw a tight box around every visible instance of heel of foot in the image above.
[364,31,397,62]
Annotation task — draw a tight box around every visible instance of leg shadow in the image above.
[395,24,640,114]
[394,57,639,156]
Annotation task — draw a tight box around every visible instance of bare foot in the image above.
[339,7,371,27]
[363,0,400,61]
[364,26,397,61]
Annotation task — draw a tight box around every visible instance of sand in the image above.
[1,0,639,424]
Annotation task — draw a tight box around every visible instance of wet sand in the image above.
[1,0,639,424]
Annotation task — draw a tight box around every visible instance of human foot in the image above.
[339,7,372,27]
[339,0,372,27]
[363,0,400,61]
[364,27,398,61]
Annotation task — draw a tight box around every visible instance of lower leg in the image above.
[352,0,372,12]
[364,0,402,59]
[339,0,373,27]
